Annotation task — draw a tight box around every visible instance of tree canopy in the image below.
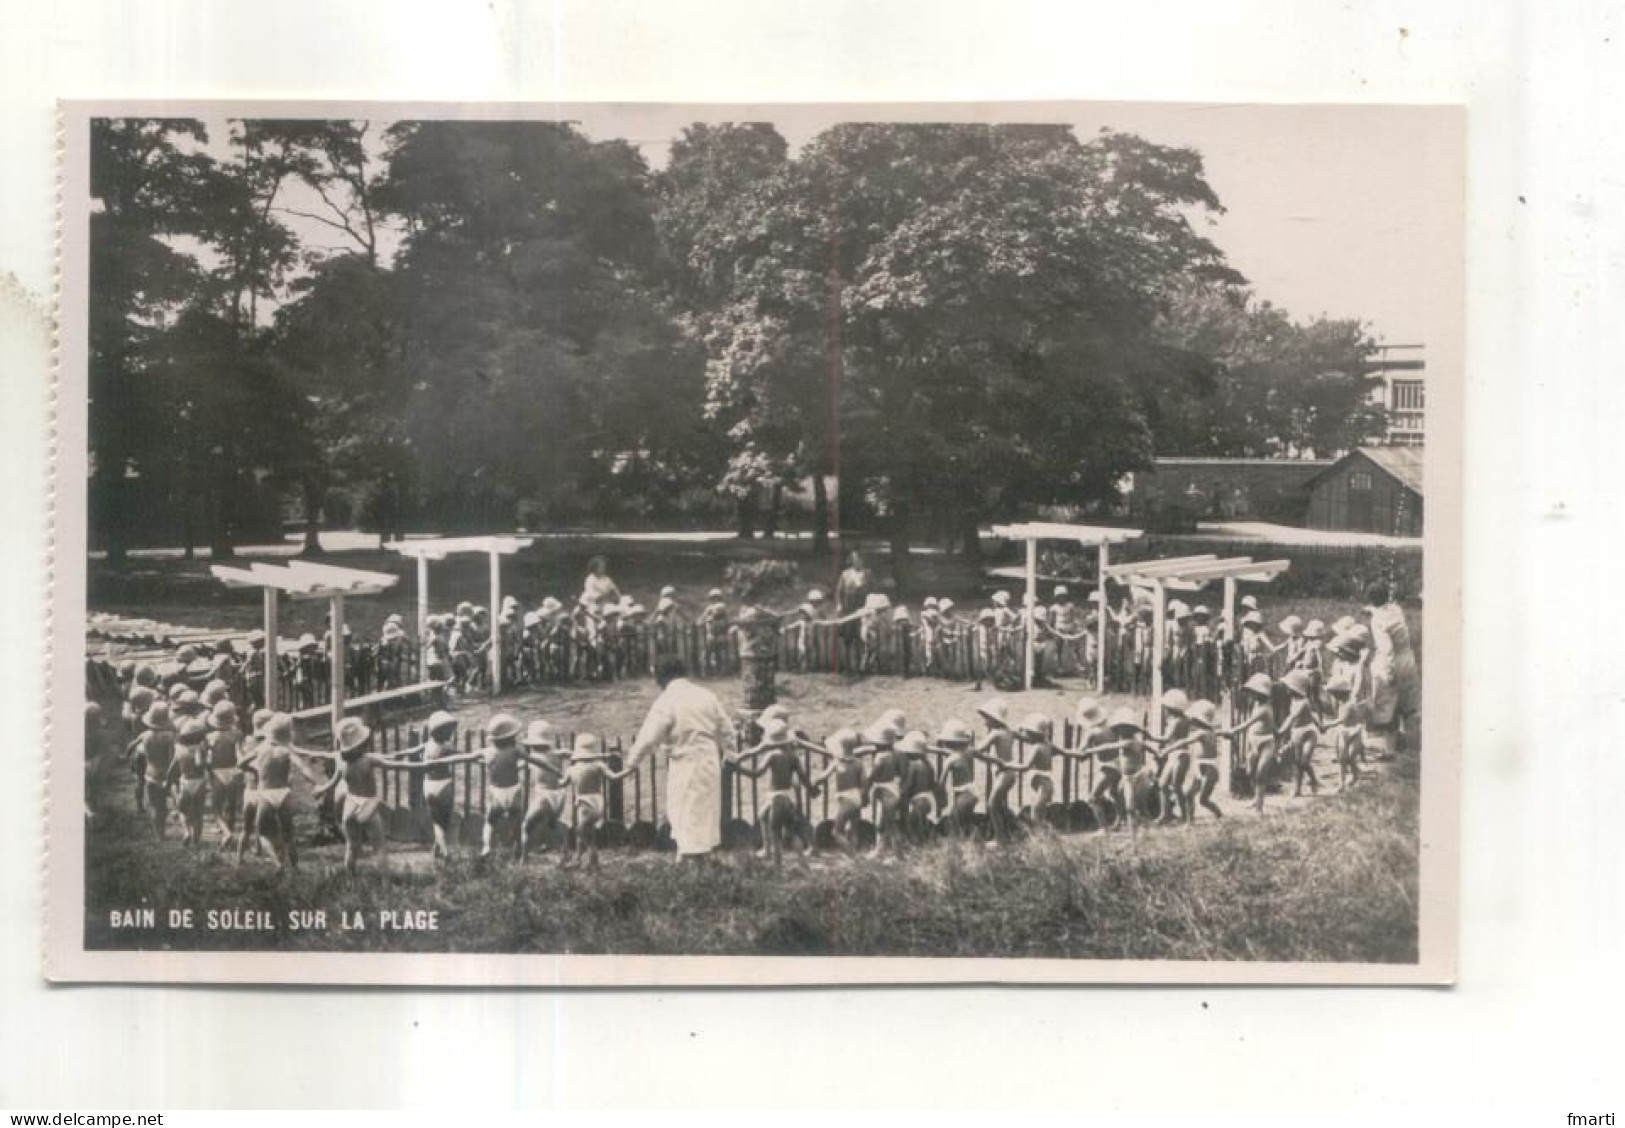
[87,115,1391,561]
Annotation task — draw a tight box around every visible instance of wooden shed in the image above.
[1305,447,1424,537]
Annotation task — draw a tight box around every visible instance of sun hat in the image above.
[134,664,159,687]
[296,633,319,651]
[923,596,939,609]
[1107,707,1146,735]
[659,585,677,599]
[1032,605,1050,622]
[502,594,519,608]
[894,730,930,755]
[759,703,791,725]
[246,629,266,645]
[209,700,237,727]
[176,718,209,745]
[572,733,603,760]
[936,718,974,748]
[862,718,903,747]
[456,601,474,617]
[825,727,861,759]
[335,717,372,754]
[756,717,794,747]
[251,707,274,733]
[1241,595,1260,611]
[1278,615,1304,636]
[1280,670,1314,698]
[427,710,459,738]
[1053,585,1069,599]
[510,719,552,751]
[1332,615,1356,635]
[1304,619,1327,640]
[485,713,522,742]
[1243,673,1275,700]
[385,612,404,625]
[1087,590,1104,603]
[1241,611,1264,628]
[202,678,229,702]
[383,621,407,640]
[1344,624,1371,645]
[976,698,1010,727]
[891,605,910,622]
[706,588,724,600]
[127,686,157,714]
[264,713,294,744]
[977,608,995,623]
[1185,700,1218,729]
[938,598,955,613]
[628,603,647,617]
[541,597,563,614]
[1074,697,1108,727]
[657,597,676,612]
[1169,601,1191,620]
[522,611,540,629]
[1160,688,1190,714]
[173,689,205,716]
[1193,605,1212,620]
[166,681,189,702]
[992,590,1011,606]
[864,592,891,611]
[1017,712,1054,741]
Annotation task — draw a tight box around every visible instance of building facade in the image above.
[1367,343,1427,447]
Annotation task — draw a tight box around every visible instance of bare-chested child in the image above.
[476,713,528,860]
[166,718,211,847]
[233,708,273,860]
[414,711,468,861]
[204,700,247,847]
[1156,689,1193,825]
[858,717,907,858]
[1067,698,1123,832]
[129,701,176,839]
[974,698,1021,846]
[236,712,303,869]
[935,718,995,840]
[517,719,569,862]
[1329,698,1367,790]
[1176,699,1224,823]
[730,717,815,863]
[808,727,867,852]
[1015,712,1060,826]
[305,717,400,874]
[1278,670,1323,797]
[570,733,626,869]
[895,730,943,846]
[1221,674,1282,814]
[123,685,156,814]
[1106,707,1156,838]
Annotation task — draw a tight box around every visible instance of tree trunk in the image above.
[762,482,783,539]
[888,499,914,590]
[210,476,236,559]
[811,472,831,556]
[301,478,324,556]
[735,490,758,540]
[960,512,984,566]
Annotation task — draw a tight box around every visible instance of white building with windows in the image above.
[1367,343,1426,447]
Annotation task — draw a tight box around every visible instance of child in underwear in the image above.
[123,685,156,813]
[1330,698,1367,790]
[935,718,997,840]
[1178,699,1224,823]
[730,717,815,863]
[895,731,943,845]
[237,712,301,869]
[306,717,396,874]
[974,698,1020,846]
[858,717,906,858]
[130,701,175,839]
[570,733,625,869]
[166,718,211,847]
[699,589,732,676]
[808,727,867,852]
[414,711,466,861]
[1156,689,1193,825]
[1015,712,1060,825]
[1279,670,1324,797]
[477,713,528,860]
[1064,698,1121,831]
[517,719,570,862]
[1223,673,1281,814]
[205,699,246,847]
[1106,707,1155,838]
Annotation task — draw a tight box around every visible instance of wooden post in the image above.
[329,594,346,735]
[1223,576,1237,644]
[1150,579,1165,739]
[1096,541,1110,693]
[416,555,430,643]
[263,586,279,712]
[1024,536,1038,690]
[488,549,503,695]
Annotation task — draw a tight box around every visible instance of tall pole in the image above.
[329,594,346,736]
[1150,579,1165,739]
[1024,537,1038,690]
[1223,576,1237,645]
[1096,541,1110,693]
[416,555,429,643]
[263,586,279,712]
[489,549,503,695]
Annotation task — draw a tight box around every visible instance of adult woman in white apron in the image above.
[624,658,735,859]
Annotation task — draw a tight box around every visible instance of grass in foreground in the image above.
[85,757,1418,964]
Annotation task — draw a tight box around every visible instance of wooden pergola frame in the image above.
[990,522,1145,692]
[210,560,400,733]
[384,535,535,694]
[1104,554,1291,736]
